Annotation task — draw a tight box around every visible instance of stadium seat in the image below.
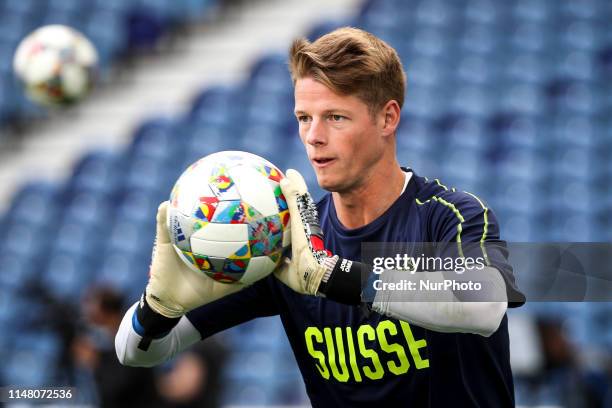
[60,190,112,227]
[181,122,233,167]
[512,0,553,24]
[92,0,135,15]
[122,157,173,195]
[492,114,541,151]
[459,24,502,56]
[464,0,507,26]
[48,0,84,14]
[247,53,292,96]
[53,220,106,257]
[84,10,127,69]
[129,117,180,161]
[0,251,35,291]
[68,149,124,195]
[439,114,487,152]
[502,52,551,86]
[440,148,484,191]
[414,0,459,30]
[404,57,452,89]
[358,0,413,34]
[243,90,294,130]
[0,41,16,75]
[41,250,94,300]
[112,189,161,225]
[0,74,13,123]
[105,219,154,255]
[95,249,148,298]
[1,332,60,387]
[5,182,58,225]
[559,20,605,53]
[551,114,602,150]
[396,116,437,154]
[188,86,243,128]
[499,84,545,116]
[43,0,87,29]
[306,19,354,42]
[41,10,83,30]
[454,54,499,86]
[547,79,601,115]
[1,223,54,259]
[238,123,286,159]
[449,85,495,118]
[403,84,450,120]
[2,0,43,23]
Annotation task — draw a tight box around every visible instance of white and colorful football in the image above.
[167,151,290,284]
[13,24,98,106]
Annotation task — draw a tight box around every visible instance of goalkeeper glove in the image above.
[135,201,245,347]
[274,169,365,304]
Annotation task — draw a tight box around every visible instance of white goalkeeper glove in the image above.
[144,201,246,318]
[274,169,363,304]
[133,201,246,351]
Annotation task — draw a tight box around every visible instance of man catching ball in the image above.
[116,27,525,407]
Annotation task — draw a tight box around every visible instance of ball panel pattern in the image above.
[168,151,290,283]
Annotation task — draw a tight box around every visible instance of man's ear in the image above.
[380,100,401,137]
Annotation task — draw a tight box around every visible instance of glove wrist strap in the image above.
[317,257,366,305]
[134,292,181,350]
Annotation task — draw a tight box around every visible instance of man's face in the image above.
[294,77,386,193]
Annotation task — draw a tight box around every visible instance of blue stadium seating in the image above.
[68,150,124,195]
[0,0,219,127]
[0,252,35,291]
[95,248,149,299]
[41,250,95,300]
[1,0,612,404]
[307,19,354,42]
[5,182,58,226]
[1,331,61,387]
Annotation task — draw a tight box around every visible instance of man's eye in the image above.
[330,114,345,122]
[297,116,311,123]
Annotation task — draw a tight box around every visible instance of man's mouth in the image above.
[312,158,336,168]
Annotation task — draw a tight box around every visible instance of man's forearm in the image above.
[115,302,202,367]
[370,266,508,337]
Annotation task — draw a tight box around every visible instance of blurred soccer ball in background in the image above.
[13,24,98,106]
[168,151,291,284]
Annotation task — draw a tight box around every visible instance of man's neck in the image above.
[332,162,406,229]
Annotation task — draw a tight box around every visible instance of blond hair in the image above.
[288,27,406,114]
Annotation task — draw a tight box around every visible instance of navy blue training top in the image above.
[187,169,525,407]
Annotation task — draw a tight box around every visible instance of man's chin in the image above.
[316,176,337,192]
[316,176,345,193]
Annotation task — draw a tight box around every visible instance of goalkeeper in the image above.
[116,27,525,407]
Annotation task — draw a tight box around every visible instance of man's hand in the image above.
[274,169,336,296]
[145,201,245,318]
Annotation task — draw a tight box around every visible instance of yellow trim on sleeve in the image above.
[464,191,490,265]
[431,196,465,258]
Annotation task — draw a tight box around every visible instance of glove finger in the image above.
[286,169,308,194]
[280,168,308,197]
[281,188,307,245]
[280,169,311,236]
[156,201,171,244]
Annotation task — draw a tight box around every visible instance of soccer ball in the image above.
[13,25,98,106]
[167,151,291,284]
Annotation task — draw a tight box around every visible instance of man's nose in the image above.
[305,118,326,146]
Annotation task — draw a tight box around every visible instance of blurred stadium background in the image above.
[0,0,611,406]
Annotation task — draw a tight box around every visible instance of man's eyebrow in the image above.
[324,109,351,116]
[294,109,351,116]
